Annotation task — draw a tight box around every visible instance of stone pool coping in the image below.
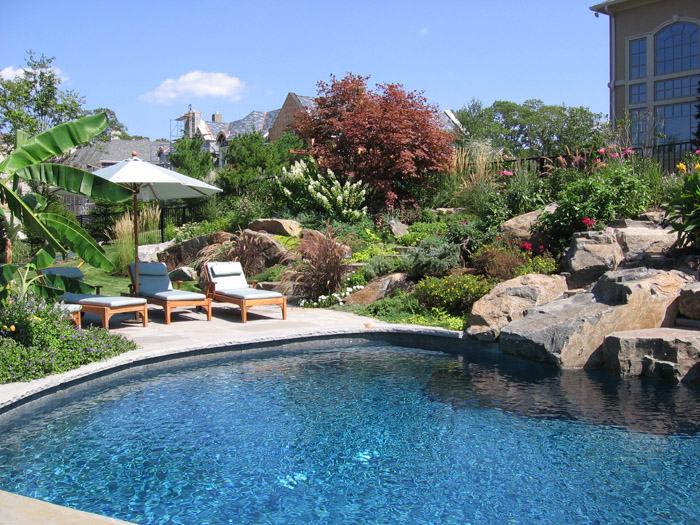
[0,307,468,421]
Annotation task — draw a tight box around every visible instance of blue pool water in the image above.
[0,344,699,524]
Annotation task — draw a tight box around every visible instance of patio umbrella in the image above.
[92,153,221,294]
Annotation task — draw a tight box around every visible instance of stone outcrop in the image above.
[169,266,197,282]
[157,235,209,270]
[466,274,567,341]
[561,231,624,288]
[249,218,302,237]
[500,203,557,243]
[679,282,700,320]
[499,268,692,369]
[345,273,413,306]
[208,231,236,244]
[603,328,700,383]
[613,223,676,262]
[139,241,174,263]
[388,219,409,238]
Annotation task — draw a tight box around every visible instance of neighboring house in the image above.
[267,93,316,142]
[61,138,170,214]
[591,0,700,146]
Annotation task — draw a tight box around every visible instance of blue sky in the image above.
[0,0,610,139]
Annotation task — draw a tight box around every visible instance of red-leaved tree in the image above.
[293,74,454,210]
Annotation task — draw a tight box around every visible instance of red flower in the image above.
[597,147,606,155]
[582,217,596,229]
[537,244,545,253]
[499,169,514,177]
[520,241,533,251]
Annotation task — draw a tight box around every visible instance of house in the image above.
[591,0,700,146]
[267,93,316,142]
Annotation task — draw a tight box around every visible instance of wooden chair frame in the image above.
[128,265,212,325]
[203,263,287,322]
[78,302,148,330]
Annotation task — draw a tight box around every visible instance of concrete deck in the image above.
[0,305,462,524]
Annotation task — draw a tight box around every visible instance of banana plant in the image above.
[0,113,132,273]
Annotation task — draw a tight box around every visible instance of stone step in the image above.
[675,317,700,329]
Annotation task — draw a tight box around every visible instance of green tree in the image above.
[169,133,214,180]
[218,131,303,196]
[454,99,609,157]
[0,52,84,151]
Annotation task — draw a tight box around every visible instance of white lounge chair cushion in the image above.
[206,262,248,290]
[130,262,173,296]
[147,290,207,301]
[61,293,146,308]
[216,288,283,300]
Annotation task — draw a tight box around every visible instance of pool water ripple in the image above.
[0,345,699,524]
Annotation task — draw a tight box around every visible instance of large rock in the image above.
[169,266,197,282]
[388,219,409,238]
[500,203,557,243]
[561,230,624,288]
[604,328,700,383]
[345,273,413,306]
[249,218,302,237]
[466,274,568,341]
[678,282,700,320]
[208,231,235,244]
[499,268,692,369]
[614,225,676,262]
[157,235,209,270]
[139,241,174,262]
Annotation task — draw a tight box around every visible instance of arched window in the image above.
[655,22,700,75]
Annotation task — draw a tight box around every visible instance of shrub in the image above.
[276,159,368,222]
[503,166,546,216]
[515,255,558,276]
[351,242,397,263]
[109,204,161,274]
[415,274,494,315]
[251,264,286,283]
[445,218,497,257]
[362,255,409,281]
[360,291,465,331]
[294,228,349,299]
[397,221,448,247]
[472,244,528,281]
[343,270,368,287]
[228,229,269,276]
[536,159,653,252]
[407,236,461,279]
[455,178,509,231]
[666,155,700,248]
[298,285,365,308]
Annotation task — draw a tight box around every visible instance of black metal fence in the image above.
[633,141,697,173]
[77,204,201,244]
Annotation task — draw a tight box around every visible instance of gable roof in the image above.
[65,138,170,170]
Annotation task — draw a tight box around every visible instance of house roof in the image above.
[292,93,316,110]
[65,138,170,170]
[590,0,660,14]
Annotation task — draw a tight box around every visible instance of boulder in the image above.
[194,243,225,265]
[466,274,568,341]
[157,235,210,270]
[500,203,557,243]
[344,273,413,306]
[614,225,676,262]
[678,282,700,320]
[169,266,197,282]
[208,231,235,244]
[561,230,624,288]
[388,219,409,238]
[248,218,302,237]
[638,210,666,225]
[499,268,692,369]
[300,229,352,258]
[603,328,700,383]
[139,241,174,262]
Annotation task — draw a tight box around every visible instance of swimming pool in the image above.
[0,343,698,524]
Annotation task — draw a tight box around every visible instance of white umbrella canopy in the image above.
[92,154,221,295]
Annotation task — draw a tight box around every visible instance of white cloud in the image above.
[0,65,68,81]
[141,70,245,104]
[418,27,429,36]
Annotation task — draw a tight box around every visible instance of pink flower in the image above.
[695,149,700,155]
[597,148,606,155]
[537,244,545,253]
[609,152,620,159]
[520,241,533,252]
[582,217,596,229]
[622,147,634,157]
[499,169,514,177]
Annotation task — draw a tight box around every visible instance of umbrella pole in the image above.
[133,189,140,296]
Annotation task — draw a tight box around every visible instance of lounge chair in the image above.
[40,266,102,294]
[61,293,148,330]
[203,261,286,322]
[129,262,212,324]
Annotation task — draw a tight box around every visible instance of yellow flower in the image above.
[695,163,700,172]
[9,325,15,332]
[1,325,6,331]
[677,162,688,173]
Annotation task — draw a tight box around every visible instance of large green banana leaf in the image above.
[39,212,114,272]
[15,163,131,202]
[0,113,108,175]
[0,183,65,252]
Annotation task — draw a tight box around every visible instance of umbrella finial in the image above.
[131,151,139,158]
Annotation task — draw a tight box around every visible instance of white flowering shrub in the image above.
[276,159,368,222]
[298,285,365,308]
